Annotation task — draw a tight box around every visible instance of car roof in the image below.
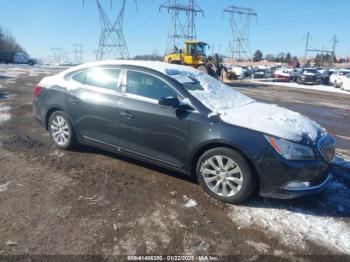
[60,60,199,76]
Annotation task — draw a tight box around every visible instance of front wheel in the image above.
[196,148,256,204]
[48,111,76,150]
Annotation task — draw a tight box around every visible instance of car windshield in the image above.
[165,68,254,111]
[166,69,204,91]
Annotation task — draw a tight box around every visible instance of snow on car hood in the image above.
[172,70,322,143]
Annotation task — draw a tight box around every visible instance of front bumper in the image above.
[256,149,333,199]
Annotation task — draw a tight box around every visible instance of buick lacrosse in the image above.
[33,61,335,203]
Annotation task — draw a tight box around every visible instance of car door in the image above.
[67,66,123,146]
[115,69,192,168]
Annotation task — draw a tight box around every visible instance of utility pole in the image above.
[304,32,310,62]
[83,0,136,60]
[331,35,338,66]
[223,5,257,63]
[160,0,204,53]
[73,43,83,64]
[304,32,337,66]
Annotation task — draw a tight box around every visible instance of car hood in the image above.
[187,73,324,144]
[218,101,323,144]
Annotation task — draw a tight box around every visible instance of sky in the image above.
[0,0,349,62]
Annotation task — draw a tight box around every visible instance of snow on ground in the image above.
[183,195,198,208]
[0,181,11,193]
[0,104,11,123]
[249,79,350,95]
[228,178,350,254]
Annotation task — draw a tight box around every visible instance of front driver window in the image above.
[127,71,178,101]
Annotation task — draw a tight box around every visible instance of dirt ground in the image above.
[0,65,349,261]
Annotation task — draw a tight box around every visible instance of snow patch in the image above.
[250,80,350,95]
[0,104,11,123]
[183,195,198,208]
[246,240,270,254]
[187,72,322,142]
[0,181,11,193]
[228,179,350,254]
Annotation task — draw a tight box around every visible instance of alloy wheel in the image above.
[50,115,70,146]
[200,155,243,197]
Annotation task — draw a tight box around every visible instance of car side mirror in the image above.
[158,97,180,107]
[158,97,194,111]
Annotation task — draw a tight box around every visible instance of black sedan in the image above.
[33,61,335,204]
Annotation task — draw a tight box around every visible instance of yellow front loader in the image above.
[164,40,236,81]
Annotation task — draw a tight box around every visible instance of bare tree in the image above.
[0,25,26,53]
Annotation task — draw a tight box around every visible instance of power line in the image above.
[304,32,338,66]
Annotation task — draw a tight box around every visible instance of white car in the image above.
[329,69,350,88]
[340,73,350,91]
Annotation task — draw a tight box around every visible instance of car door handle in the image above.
[120,111,134,119]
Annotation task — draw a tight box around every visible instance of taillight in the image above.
[33,85,43,97]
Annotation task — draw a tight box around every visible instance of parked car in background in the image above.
[339,73,350,91]
[251,68,266,79]
[318,69,334,86]
[273,68,291,82]
[33,61,335,204]
[231,66,245,79]
[330,69,350,88]
[296,68,320,85]
[0,52,37,66]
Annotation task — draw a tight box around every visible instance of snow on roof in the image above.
[59,60,198,76]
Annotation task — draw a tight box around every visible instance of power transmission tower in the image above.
[51,48,65,64]
[223,5,257,62]
[160,0,203,53]
[83,0,136,60]
[73,43,83,64]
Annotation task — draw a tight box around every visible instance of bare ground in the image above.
[0,66,349,260]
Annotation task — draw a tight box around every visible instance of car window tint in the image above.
[72,71,86,84]
[85,68,120,90]
[127,71,178,100]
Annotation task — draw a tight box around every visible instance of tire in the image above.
[196,147,256,204]
[28,61,34,66]
[340,83,344,90]
[48,111,76,150]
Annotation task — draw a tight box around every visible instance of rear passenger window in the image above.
[72,71,86,83]
[127,71,178,101]
[85,68,121,90]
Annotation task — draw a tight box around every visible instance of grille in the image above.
[317,135,335,163]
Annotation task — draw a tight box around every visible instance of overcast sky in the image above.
[0,0,349,61]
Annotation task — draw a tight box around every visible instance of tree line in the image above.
[253,49,299,63]
[0,25,25,53]
[253,49,349,65]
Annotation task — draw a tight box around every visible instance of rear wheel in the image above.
[48,111,76,149]
[196,147,256,204]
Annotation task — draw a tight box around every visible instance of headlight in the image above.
[264,135,315,160]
